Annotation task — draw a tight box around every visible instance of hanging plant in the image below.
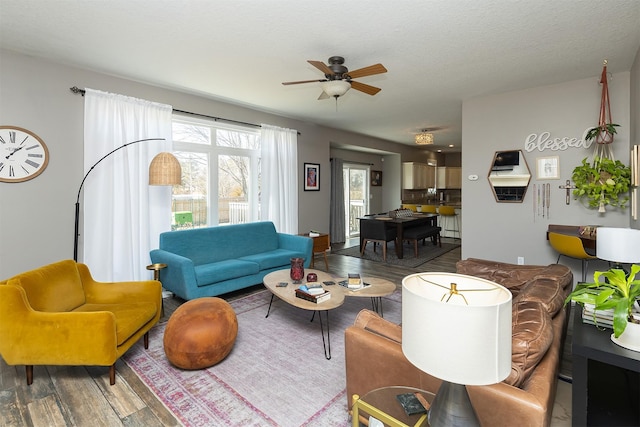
[585,123,619,146]
[572,155,631,210]
[571,61,631,212]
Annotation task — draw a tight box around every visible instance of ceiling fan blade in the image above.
[346,63,387,79]
[282,79,326,86]
[318,91,330,100]
[350,80,382,96]
[308,60,334,75]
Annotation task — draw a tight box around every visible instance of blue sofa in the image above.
[150,221,313,300]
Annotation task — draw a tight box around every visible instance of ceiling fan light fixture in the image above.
[415,131,434,145]
[320,80,351,97]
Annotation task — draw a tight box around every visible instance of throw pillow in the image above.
[504,300,553,388]
[512,278,565,317]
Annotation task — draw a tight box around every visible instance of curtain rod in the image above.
[70,86,300,135]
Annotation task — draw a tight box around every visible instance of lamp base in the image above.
[428,381,480,427]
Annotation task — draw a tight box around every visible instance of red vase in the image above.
[290,258,305,284]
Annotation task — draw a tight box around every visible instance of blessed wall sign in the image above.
[524,128,593,152]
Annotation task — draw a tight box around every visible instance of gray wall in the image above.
[3,46,638,281]
[462,47,640,282]
[0,49,425,278]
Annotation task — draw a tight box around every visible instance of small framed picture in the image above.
[304,163,320,191]
[536,156,560,180]
[371,170,383,186]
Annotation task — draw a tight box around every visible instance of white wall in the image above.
[0,49,425,278]
[462,67,637,282]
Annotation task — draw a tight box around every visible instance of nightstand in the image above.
[300,232,330,270]
[352,386,433,427]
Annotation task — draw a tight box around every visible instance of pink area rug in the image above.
[123,289,402,426]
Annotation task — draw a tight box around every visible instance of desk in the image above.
[572,310,640,426]
[359,214,438,259]
[547,224,596,252]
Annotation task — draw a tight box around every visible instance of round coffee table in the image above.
[263,269,344,360]
[263,269,396,360]
[337,275,396,316]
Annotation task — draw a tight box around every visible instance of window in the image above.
[343,163,370,238]
[171,116,260,229]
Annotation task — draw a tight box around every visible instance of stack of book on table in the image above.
[338,273,371,291]
[582,303,640,328]
[582,304,614,328]
[295,284,331,303]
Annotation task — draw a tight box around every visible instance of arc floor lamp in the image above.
[73,138,181,261]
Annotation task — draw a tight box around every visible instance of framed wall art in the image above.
[371,170,382,186]
[304,163,320,191]
[536,156,560,180]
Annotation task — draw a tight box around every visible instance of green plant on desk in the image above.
[565,264,640,338]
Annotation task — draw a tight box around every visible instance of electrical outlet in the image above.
[517,256,525,265]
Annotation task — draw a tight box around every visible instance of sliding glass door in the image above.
[343,163,370,238]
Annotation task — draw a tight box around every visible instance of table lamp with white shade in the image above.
[402,272,512,427]
[596,227,640,267]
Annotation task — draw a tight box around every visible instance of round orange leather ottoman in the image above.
[163,297,238,370]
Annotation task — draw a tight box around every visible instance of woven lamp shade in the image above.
[149,152,181,185]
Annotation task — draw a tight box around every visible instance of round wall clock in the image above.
[0,126,50,183]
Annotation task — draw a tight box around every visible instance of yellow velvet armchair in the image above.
[0,260,162,385]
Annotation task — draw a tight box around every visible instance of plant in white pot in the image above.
[565,265,640,350]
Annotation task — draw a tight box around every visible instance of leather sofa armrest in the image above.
[345,310,442,409]
[353,309,402,343]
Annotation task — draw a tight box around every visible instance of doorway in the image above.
[343,163,370,238]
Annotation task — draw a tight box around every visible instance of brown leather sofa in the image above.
[345,258,573,427]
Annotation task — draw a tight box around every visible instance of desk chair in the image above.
[438,205,460,239]
[548,232,597,282]
[360,219,397,262]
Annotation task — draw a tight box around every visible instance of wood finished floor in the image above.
[0,239,464,426]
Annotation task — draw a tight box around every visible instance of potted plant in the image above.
[584,123,619,145]
[572,155,631,211]
[565,265,640,345]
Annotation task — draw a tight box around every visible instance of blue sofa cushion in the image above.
[239,249,305,271]
[194,260,260,286]
[159,222,280,265]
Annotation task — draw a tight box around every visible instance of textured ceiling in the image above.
[1,0,639,153]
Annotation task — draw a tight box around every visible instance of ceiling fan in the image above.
[282,56,387,100]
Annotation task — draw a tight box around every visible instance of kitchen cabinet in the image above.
[437,167,462,189]
[402,162,436,189]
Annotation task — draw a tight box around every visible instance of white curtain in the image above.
[260,124,298,233]
[83,89,173,281]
